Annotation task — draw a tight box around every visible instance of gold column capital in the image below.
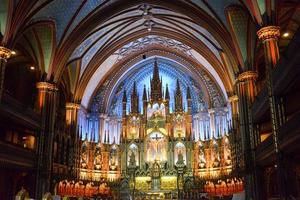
[257,26,280,42]
[208,108,215,114]
[0,46,15,61]
[237,71,258,82]
[36,82,58,91]
[228,95,239,103]
[66,102,81,110]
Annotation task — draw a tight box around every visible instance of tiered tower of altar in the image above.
[76,59,233,194]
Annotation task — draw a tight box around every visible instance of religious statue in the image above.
[81,145,88,169]
[199,150,206,168]
[110,148,118,170]
[129,151,136,167]
[176,150,185,166]
[94,154,102,170]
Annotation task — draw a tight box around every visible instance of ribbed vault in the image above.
[76,35,229,114]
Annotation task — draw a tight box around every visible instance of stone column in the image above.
[0,46,15,102]
[228,95,241,171]
[99,113,106,142]
[236,71,258,199]
[257,25,288,199]
[35,82,58,198]
[228,95,239,129]
[208,108,215,138]
[257,26,280,68]
[65,102,80,176]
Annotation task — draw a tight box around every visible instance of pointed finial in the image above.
[122,90,127,103]
[93,128,96,142]
[143,85,147,101]
[153,57,160,80]
[176,79,180,88]
[187,86,191,100]
[165,84,170,100]
[107,131,110,144]
[80,125,83,139]
[85,132,88,141]
[132,81,137,96]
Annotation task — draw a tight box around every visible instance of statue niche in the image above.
[94,144,102,170]
[127,143,138,167]
[174,142,186,165]
[80,142,88,169]
[109,144,118,170]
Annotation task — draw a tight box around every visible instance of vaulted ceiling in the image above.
[1,0,299,112]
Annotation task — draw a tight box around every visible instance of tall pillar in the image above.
[0,46,15,102]
[257,26,288,199]
[257,26,280,68]
[65,102,80,176]
[228,95,239,128]
[99,114,105,142]
[35,82,58,198]
[236,71,258,199]
[228,95,241,171]
[208,108,215,138]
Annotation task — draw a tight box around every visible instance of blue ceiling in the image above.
[92,58,207,117]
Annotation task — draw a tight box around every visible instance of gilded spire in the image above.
[150,58,162,102]
[174,79,183,112]
[131,82,139,113]
[142,85,147,101]
[176,79,181,95]
[165,84,170,100]
[153,58,160,80]
[186,86,191,100]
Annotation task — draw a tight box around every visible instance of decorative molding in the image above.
[36,82,58,91]
[66,102,81,110]
[237,71,258,82]
[228,95,238,103]
[0,46,15,61]
[208,108,215,114]
[257,26,280,42]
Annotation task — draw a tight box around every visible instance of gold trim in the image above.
[66,102,81,109]
[36,82,58,91]
[0,46,14,61]
[228,95,238,103]
[208,108,215,114]
[237,71,258,82]
[257,26,280,42]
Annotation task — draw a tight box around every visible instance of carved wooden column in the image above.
[257,26,288,199]
[228,95,241,171]
[257,26,280,68]
[236,71,258,199]
[35,82,58,198]
[65,102,80,176]
[228,95,239,129]
[0,46,15,102]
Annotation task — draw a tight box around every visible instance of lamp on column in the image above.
[0,46,16,101]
